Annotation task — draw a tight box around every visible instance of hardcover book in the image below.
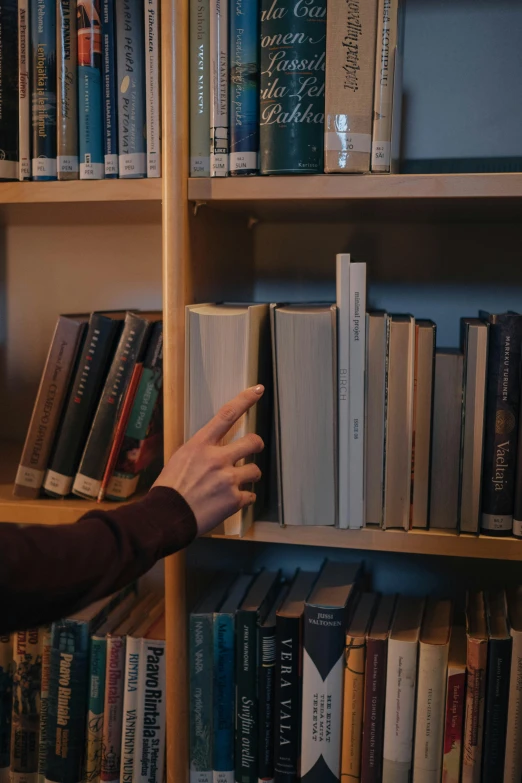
[116,0,147,177]
[348,262,366,529]
[145,0,161,177]
[504,586,522,783]
[410,320,436,529]
[371,0,402,172]
[189,0,210,176]
[57,0,78,179]
[301,561,362,783]
[442,626,466,783]
[11,629,41,783]
[364,312,390,527]
[78,0,104,179]
[14,315,88,499]
[18,0,30,180]
[324,0,378,172]
[336,255,350,529]
[31,0,57,179]
[209,0,228,175]
[0,0,19,180]
[259,0,326,174]
[101,0,118,176]
[462,591,488,783]
[229,0,259,175]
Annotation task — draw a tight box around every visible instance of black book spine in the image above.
[236,609,258,783]
[481,637,512,782]
[258,622,277,782]
[481,314,522,535]
[72,313,151,499]
[274,615,302,783]
[43,315,122,497]
[0,0,19,180]
[512,387,522,537]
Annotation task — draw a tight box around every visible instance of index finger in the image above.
[193,385,265,445]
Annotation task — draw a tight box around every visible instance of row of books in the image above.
[189,561,522,783]
[0,0,160,181]
[14,310,163,502]
[186,256,522,537]
[0,589,166,783]
[189,0,401,177]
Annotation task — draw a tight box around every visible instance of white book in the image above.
[209,0,228,176]
[336,254,350,529]
[365,312,389,526]
[348,261,366,529]
[383,597,425,783]
[412,600,451,783]
[18,0,30,180]
[135,616,167,783]
[145,0,161,177]
[504,587,522,783]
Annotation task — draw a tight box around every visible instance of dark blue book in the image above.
[0,0,19,180]
[31,0,57,179]
[116,0,146,178]
[101,0,118,177]
[78,0,104,179]
[229,0,259,175]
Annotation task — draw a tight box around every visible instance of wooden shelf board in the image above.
[210,520,522,561]
[0,178,161,204]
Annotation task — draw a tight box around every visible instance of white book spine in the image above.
[336,254,350,529]
[348,262,366,529]
[135,638,167,783]
[18,0,30,180]
[383,639,419,783]
[209,0,228,176]
[120,636,142,783]
[504,630,522,783]
[412,641,449,783]
[145,0,161,177]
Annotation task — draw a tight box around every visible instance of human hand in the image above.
[153,385,265,536]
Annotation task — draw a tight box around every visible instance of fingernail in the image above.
[253,385,264,395]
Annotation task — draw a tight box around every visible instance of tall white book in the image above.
[145,0,161,177]
[18,0,30,180]
[135,615,167,783]
[336,255,350,528]
[504,586,522,783]
[412,600,452,783]
[349,262,366,529]
[209,0,228,176]
[383,597,425,783]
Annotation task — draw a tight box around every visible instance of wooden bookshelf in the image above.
[0,178,161,204]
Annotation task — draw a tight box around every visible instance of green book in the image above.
[190,0,210,176]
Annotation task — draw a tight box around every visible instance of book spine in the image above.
[235,610,257,783]
[14,317,86,498]
[11,629,41,783]
[273,615,301,783]
[259,0,326,175]
[100,637,126,783]
[258,623,276,782]
[78,0,104,179]
[116,0,146,177]
[481,317,522,534]
[145,0,161,177]
[504,631,522,783]
[120,636,142,783]
[512,385,522,539]
[462,638,487,783]
[0,0,19,181]
[481,637,512,782]
[229,0,259,175]
[324,0,377,173]
[336,255,350,529]
[364,314,388,527]
[0,634,13,783]
[301,604,346,783]
[18,0,30,180]
[37,628,51,783]
[209,0,228,176]
[135,639,166,783]
[72,314,150,500]
[212,613,234,783]
[30,0,57,180]
[382,639,418,783]
[101,0,118,176]
[189,0,210,176]
[56,0,78,179]
[341,634,365,781]
[45,621,90,783]
[85,637,108,783]
[360,638,387,783]
[412,642,448,783]
[371,0,399,172]
[442,665,465,783]
[44,315,121,498]
[189,614,213,783]
[349,262,366,529]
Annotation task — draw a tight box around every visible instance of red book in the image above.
[443,626,466,783]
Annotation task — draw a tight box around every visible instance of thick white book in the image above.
[145,0,161,177]
[412,600,451,783]
[135,616,167,783]
[209,0,228,176]
[504,587,522,783]
[348,262,366,529]
[336,254,350,529]
[365,312,389,526]
[18,0,30,180]
[383,597,425,783]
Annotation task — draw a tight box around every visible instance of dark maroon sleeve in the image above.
[0,486,197,633]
